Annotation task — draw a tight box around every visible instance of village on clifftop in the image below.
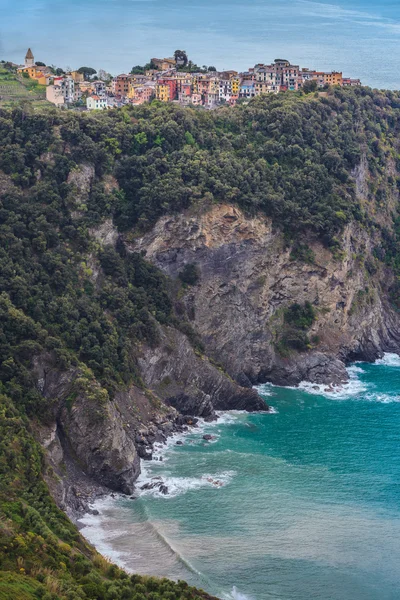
[9,48,362,110]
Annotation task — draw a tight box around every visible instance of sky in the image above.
[1,0,400,88]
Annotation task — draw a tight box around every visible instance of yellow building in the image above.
[231,77,240,94]
[156,83,170,102]
[70,70,84,83]
[209,77,219,94]
[34,74,50,85]
[152,57,176,71]
[18,65,39,78]
[18,64,52,85]
[323,72,343,86]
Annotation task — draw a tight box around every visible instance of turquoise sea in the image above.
[81,353,400,600]
[1,0,400,89]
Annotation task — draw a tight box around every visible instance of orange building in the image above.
[323,72,343,86]
[112,74,130,96]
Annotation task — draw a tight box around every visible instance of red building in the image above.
[157,78,178,101]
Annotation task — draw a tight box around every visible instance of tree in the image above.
[208,65,217,72]
[36,61,46,67]
[179,264,200,286]
[49,65,65,76]
[174,50,188,67]
[98,68,112,82]
[77,66,97,79]
[303,79,318,93]
[131,65,145,74]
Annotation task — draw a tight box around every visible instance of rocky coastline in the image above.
[34,203,400,523]
[34,346,268,523]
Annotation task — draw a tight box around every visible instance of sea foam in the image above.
[137,465,236,499]
[223,586,254,600]
[375,352,400,367]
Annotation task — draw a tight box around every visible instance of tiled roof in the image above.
[26,48,34,59]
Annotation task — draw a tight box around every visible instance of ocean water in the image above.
[81,353,400,600]
[1,0,400,89]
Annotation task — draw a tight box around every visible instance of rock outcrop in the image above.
[34,356,141,499]
[138,325,266,416]
[132,204,400,386]
[33,335,266,516]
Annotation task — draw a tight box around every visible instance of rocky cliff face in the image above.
[132,204,400,386]
[33,318,267,515]
[138,324,265,416]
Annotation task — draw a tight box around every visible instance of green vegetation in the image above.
[276,302,317,355]
[179,264,200,286]
[1,86,400,595]
[77,67,97,80]
[0,390,216,599]
[0,70,46,108]
[289,243,315,264]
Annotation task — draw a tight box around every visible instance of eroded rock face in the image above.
[33,357,140,496]
[132,204,400,385]
[60,396,140,495]
[138,325,266,415]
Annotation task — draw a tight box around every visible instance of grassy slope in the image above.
[0,69,48,109]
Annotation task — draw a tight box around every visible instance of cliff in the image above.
[33,329,263,517]
[132,203,400,386]
[2,89,400,599]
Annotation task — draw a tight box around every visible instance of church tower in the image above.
[25,48,34,68]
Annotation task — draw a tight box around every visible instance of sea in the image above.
[1,0,400,89]
[81,353,400,600]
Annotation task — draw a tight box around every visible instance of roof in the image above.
[26,48,34,59]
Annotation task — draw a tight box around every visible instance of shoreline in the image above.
[77,410,259,566]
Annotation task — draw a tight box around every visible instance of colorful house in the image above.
[323,72,343,86]
[112,74,130,96]
[87,95,107,110]
[156,83,170,102]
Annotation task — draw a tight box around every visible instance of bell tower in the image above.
[25,48,34,68]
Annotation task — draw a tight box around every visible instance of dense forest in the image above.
[1,87,400,598]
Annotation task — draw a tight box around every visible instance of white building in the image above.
[25,48,34,68]
[86,95,107,110]
[219,79,233,102]
[92,80,106,96]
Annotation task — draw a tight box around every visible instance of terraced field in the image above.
[0,73,48,107]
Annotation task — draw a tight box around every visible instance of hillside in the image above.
[0,67,47,109]
[1,87,400,598]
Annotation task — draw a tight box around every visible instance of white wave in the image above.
[297,374,367,400]
[347,365,365,374]
[137,470,236,499]
[365,392,400,404]
[223,586,254,600]
[79,498,133,566]
[255,383,275,397]
[215,410,248,424]
[375,352,400,367]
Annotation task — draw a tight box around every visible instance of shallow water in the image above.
[81,354,400,600]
